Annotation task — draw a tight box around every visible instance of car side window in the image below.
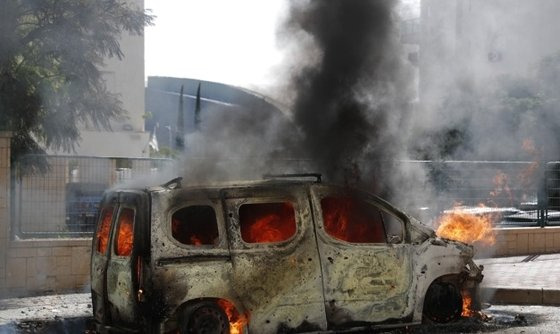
[96,206,114,254]
[321,196,386,243]
[115,208,134,256]
[171,205,219,246]
[239,202,296,244]
[381,211,405,243]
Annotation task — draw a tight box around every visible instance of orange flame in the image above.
[461,289,490,320]
[96,207,113,254]
[240,203,296,243]
[116,209,134,256]
[489,170,513,206]
[217,299,249,334]
[461,290,474,317]
[189,235,202,246]
[321,197,385,243]
[436,206,496,245]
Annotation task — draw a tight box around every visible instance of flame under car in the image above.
[90,176,483,333]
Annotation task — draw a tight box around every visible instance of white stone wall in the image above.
[0,133,92,298]
[50,0,149,158]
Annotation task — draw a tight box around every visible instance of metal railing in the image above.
[12,155,173,237]
[406,160,553,228]
[11,156,560,238]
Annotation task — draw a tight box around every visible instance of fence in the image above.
[12,155,173,237]
[10,156,560,238]
[404,160,558,227]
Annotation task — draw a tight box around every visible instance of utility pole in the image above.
[194,82,202,130]
[176,84,185,150]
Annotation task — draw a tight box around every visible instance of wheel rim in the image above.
[187,305,229,334]
[423,282,463,323]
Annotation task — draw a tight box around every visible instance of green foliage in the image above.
[0,0,153,169]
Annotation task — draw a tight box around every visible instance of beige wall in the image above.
[0,132,91,298]
[476,227,560,258]
[1,239,91,298]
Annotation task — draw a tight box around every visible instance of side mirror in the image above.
[387,235,402,244]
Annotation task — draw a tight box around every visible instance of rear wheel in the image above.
[423,281,463,323]
[179,301,230,334]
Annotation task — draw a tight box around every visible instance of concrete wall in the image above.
[477,227,560,258]
[0,132,91,298]
[1,239,91,298]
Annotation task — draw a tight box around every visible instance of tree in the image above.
[0,0,153,172]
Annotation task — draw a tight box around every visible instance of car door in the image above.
[91,192,118,325]
[309,185,414,328]
[222,186,327,333]
[105,191,149,326]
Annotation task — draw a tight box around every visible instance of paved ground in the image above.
[478,253,560,290]
[0,293,92,325]
[477,253,560,305]
[0,253,559,332]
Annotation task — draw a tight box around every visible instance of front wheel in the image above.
[179,301,230,334]
[423,281,463,323]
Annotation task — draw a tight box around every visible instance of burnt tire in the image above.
[423,281,463,323]
[179,301,230,334]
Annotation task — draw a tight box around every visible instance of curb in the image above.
[481,287,560,306]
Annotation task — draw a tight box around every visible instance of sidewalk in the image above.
[0,293,92,327]
[477,253,560,305]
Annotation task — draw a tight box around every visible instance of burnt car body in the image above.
[91,175,483,333]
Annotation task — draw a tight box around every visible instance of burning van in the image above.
[91,174,483,333]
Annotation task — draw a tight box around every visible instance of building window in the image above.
[239,202,296,244]
[321,197,386,243]
[172,206,219,246]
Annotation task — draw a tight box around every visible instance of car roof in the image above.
[145,174,323,193]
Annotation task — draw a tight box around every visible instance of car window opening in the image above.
[116,208,134,256]
[171,205,219,246]
[239,202,296,244]
[96,206,114,254]
[321,196,386,243]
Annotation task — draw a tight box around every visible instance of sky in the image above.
[144,0,420,89]
[144,0,288,88]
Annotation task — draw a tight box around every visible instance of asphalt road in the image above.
[1,301,559,333]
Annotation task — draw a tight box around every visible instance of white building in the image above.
[419,0,560,108]
[54,0,149,158]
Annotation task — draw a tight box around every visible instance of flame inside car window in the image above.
[239,202,296,244]
[96,206,114,254]
[321,196,386,243]
[171,205,219,246]
[115,208,134,256]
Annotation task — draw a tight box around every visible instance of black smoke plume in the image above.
[280,0,414,197]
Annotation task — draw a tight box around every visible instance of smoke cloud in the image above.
[275,0,417,198]
[174,0,425,210]
[417,0,560,162]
